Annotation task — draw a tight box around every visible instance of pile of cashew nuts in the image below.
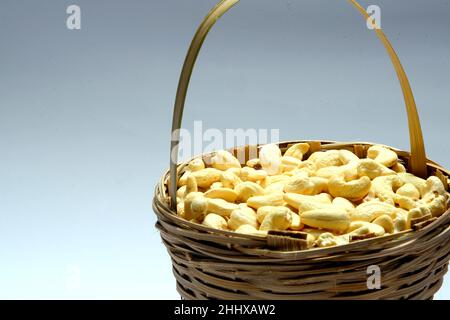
[175,143,449,248]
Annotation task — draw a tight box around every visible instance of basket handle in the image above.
[168,0,427,208]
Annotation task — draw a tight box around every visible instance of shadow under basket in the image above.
[153,0,450,299]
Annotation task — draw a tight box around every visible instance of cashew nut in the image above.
[391,162,406,173]
[204,187,238,203]
[347,221,385,237]
[247,192,284,209]
[259,207,292,231]
[259,144,282,175]
[283,193,331,213]
[184,193,208,221]
[372,214,395,233]
[301,207,350,233]
[228,205,258,230]
[406,206,432,229]
[189,168,222,189]
[328,175,371,202]
[187,158,206,172]
[220,171,242,189]
[396,183,420,200]
[370,175,404,205]
[339,149,360,164]
[332,197,355,213]
[284,143,310,160]
[367,145,398,167]
[310,150,343,170]
[246,158,261,169]
[210,150,241,171]
[235,181,265,202]
[352,200,400,222]
[207,198,239,218]
[235,224,267,236]
[315,232,350,247]
[202,213,228,230]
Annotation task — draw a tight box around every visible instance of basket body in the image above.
[153,141,450,300]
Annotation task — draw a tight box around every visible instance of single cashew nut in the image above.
[315,232,350,247]
[347,221,385,237]
[423,176,447,200]
[207,198,239,218]
[391,162,406,173]
[259,144,282,175]
[228,206,258,230]
[176,185,187,200]
[393,212,407,232]
[310,150,343,170]
[204,187,238,203]
[210,150,241,171]
[370,175,404,205]
[394,194,418,210]
[301,207,350,233]
[284,143,310,160]
[210,182,224,189]
[187,158,205,172]
[332,197,355,213]
[396,183,420,200]
[220,171,242,189]
[339,149,360,164]
[202,213,228,230]
[372,214,395,233]
[352,200,400,222]
[247,192,284,209]
[426,195,447,217]
[184,194,208,221]
[367,145,398,167]
[190,168,222,189]
[289,211,303,230]
[235,181,265,203]
[259,207,292,231]
[246,158,261,169]
[328,175,371,202]
[185,175,198,196]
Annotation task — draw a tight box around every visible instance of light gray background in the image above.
[0,0,449,299]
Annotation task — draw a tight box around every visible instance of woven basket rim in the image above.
[154,140,450,257]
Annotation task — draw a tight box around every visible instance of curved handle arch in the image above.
[169,0,427,208]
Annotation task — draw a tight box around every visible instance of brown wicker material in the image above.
[154,141,450,300]
[153,0,450,300]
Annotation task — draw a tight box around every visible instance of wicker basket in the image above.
[153,0,450,299]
